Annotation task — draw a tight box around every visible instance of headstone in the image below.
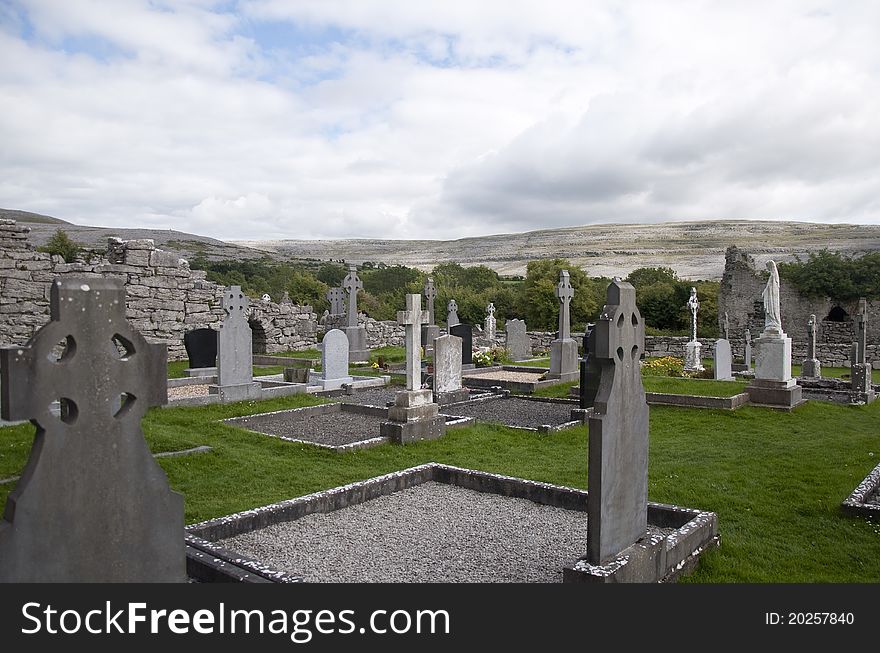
[433,334,468,404]
[327,287,346,316]
[586,278,648,564]
[183,328,217,370]
[722,312,730,341]
[801,314,821,379]
[732,328,752,373]
[447,299,459,328]
[851,298,874,402]
[745,261,803,408]
[578,325,598,410]
[210,286,261,402]
[713,339,734,381]
[0,278,185,581]
[449,323,473,366]
[341,266,369,362]
[484,302,497,342]
[684,287,704,372]
[548,270,579,381]
[421,278,440,355]
[505,319,530,361]
[381,294,446,443]
[319,329,353,390]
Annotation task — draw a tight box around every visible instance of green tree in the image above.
[38,228,81,263]
[316,262,346,286]
[519,259,598,331]
[286,272,328,312]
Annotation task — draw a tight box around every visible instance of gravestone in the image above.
[432,334,468,405]
[548,270,579,382]
[447,299,459,328]
[341,265,369,362]
[0,278,185,581]
[684,287,703,371]
[449,323,474,366]
[745,261,803,408]
[484,303,497,342]
[209,286,262,402]
[801,314,821,379]
[722,312,730,341]
[585,278,648,565]
[505,319,530,361]
[733,328,752,372]
[381,294,446,444]
[319,329,353,390]
[421,277,440,356]
[713,339,734,381]
[327,287,346,316]
[183,327,217,376]
[851,298,874,402]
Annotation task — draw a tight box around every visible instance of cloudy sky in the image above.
[2,1,879,241]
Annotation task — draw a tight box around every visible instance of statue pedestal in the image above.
[341,325,369,362]
[746,332,804,409]
[684,340,703,371]
[547,338,579,382]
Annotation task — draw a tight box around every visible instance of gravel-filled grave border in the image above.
[224,403,473,452]
[841,462,880,519]
[441,394,583,433]
[187,463,719,583]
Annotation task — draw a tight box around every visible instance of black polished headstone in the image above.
[449,324,473,365]
[184,328,218,369]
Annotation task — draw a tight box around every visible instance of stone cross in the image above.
[447,299,459,328]
[0,278,184,581]
[556,270,574,340]
[397,293,430,391]
[687,287,699,342]
[327,286,346,315]
[807,314,817,359]
[856,298,867,364]
[744,328,752,367]
[484,302,497,341]
[486,302,496,318]
[424,277,437,325]
[722,312,730,341]
[342,264,363,328]
[586,277,648,565]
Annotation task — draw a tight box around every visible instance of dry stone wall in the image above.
[0,219,317,360]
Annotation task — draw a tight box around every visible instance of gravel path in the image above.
[462,370,545,382]
[218,482,667,582]
[231,409,386,447]
[444,397,576,429]
[168,384,209,400]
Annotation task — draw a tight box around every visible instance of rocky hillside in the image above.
[235,220,880,280]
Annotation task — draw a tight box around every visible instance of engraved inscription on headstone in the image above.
[0,278,185,582]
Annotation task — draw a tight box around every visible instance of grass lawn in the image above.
[2,394,877,582]
[643,377,749,397]
[514,358,551,368]
[167,360,285,378]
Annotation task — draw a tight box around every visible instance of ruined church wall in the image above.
[0,219,317,360]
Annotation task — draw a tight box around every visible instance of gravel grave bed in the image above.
[461,370,545,383]
[217,482,674,582]
[168,385,210,400]
[231,410,386,447]
[332,386,401,407]
[443,397,577,429]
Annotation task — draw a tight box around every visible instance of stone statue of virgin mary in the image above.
[762,261,783,334]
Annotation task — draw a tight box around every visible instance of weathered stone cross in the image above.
[486,302,496,318]
[342,264,363,328]
[556,270,574,340]
[0,278,183,581]
[447,299,459,327]
[327,287,346,315]
[397,293,430,391]
[807,314,817,359]
[587,277,648,564]
[687,287,700,341]
[424,277,437,325]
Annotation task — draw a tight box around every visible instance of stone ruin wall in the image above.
[0,219,318,360]
[718,246,880,367]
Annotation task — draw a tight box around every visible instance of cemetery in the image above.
[1,230,879,584]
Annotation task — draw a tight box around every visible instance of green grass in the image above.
[2,396,878,581]
[271,349,321,359]
[369,346,406,364]
[643,377,749,397]
[167,360,288,379]
[533,381,578,398]
[514,358,551,368]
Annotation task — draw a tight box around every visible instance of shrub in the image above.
[641,356,685,377]
[38,228,81,263]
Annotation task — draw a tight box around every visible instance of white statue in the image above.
[762,261,782,334]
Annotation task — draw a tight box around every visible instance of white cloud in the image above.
[1,1,879,241]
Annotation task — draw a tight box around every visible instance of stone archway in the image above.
[825,306,849,322]
[249,318,268,354]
